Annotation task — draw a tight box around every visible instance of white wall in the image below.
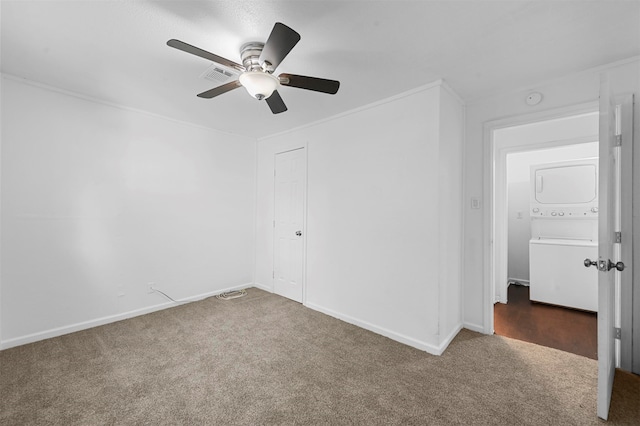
[0,76,256,348]
[462,57,640,332]
[506,142,599,283]
[256,82,464,354]
[506,180,530,282]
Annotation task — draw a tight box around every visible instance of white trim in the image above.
[439,323,464,353]
[484,102,598,132]
[463,322,486,334]
[305,302,459,356]
[259,80,445,142]
[483,101,600,335]
[252,281,273,293]
[0,282,253,350]
[460,102,468,329]
[0,73,251,139]
[507,278,530,286]
[482,115,493,334]
[440,79,466,106]
[617,94,634,372]
[303,143,310,306]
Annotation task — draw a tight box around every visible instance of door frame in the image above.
[272,146,308,304]
[483,98,635,369]
[616,94,634,372]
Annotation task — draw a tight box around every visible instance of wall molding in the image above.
[440,79,466,106]
[252,281,273,293]
[463,322,486,334]
[0,73,251,139]
[508,278,530,286]
[440,323,464,352]
[259,79,447,142]
[0,282,252,350]
[305,301,459,356]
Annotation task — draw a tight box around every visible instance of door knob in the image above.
[584,258,624,271]
[295,230,302,236]
[606,260,625,271]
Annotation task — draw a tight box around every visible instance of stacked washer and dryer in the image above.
[528,158,599,312]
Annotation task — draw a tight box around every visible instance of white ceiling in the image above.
[2,1,639,138]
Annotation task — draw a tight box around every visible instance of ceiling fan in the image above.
[167,22,340,114]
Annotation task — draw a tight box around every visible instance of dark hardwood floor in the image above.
[494,284,598,360]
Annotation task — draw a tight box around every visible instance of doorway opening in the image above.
[489,109,600,358]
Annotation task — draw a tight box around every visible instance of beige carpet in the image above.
[1,288,638,425]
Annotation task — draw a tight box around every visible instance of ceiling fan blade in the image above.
[197,80,242,99]
[265,90,288,114]
[259,23,301,70]
[167,39,244,72]
[279,74,340,94]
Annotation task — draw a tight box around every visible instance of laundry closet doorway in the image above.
[489,109,603,359]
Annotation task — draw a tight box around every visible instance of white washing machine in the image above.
[529,239,598,311]
[529,158,598,312]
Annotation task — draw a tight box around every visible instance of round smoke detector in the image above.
[526,92,543,106]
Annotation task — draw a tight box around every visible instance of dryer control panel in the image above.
[531,206,598,218]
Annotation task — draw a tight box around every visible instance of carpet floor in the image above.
[1,288,638,425]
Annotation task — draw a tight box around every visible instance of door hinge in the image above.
[272,271,275,279]
[614,327,621,340]
[615,232,622,244]
[273,220,275,228]
[614,134,622,146]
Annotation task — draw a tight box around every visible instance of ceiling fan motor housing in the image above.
[241,42,269,72]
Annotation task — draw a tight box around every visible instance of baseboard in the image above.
[0,282,252,350]
[252,281,273,293]
[439,323,463,352]
[305,302,451,356]
[463,321,488,334]
[508,278,530,286]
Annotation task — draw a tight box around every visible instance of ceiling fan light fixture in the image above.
[168,22,340,114]
[239,71,279,100]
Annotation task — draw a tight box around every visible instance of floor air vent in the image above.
[216,289,247,300]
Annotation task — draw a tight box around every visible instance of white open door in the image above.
[594,73,624,420]
[273,148,306,303]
